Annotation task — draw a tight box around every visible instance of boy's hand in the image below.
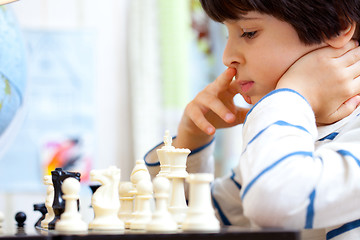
[174,68,249,150]
[277,40,360,124]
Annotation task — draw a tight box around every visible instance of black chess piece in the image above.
[89,184,101,194]
[33,203,47,228]
[89,184,101,208]
[15,211,26,236]
[48,168,81,230]
[15,211,26,227]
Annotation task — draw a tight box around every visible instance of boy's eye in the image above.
[241,31,257,39]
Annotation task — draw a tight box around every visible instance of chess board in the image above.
[0,225,300,240]
[0,132,301,240]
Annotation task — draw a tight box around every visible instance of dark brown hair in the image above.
[199,0,360,44]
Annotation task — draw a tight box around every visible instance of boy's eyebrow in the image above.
[238,16,261,21]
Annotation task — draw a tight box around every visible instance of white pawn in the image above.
[146,176,177,232]
[41,175,55,229]
[130,179,153,230]
[0,211,4,234]
[118,182,135,229]
[55,177,87,232]
[182,173,220,232]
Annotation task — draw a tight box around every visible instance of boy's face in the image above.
[223,11,325,105]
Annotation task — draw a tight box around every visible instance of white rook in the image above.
[182,173,220,232]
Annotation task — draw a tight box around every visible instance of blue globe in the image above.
[0,6,27,151]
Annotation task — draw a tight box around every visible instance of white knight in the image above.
[89,166,124,230]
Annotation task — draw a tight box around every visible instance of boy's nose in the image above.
[223,39,245,68]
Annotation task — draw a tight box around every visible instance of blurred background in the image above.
[0,0,247,230]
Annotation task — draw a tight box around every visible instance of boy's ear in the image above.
[325,22,357,48]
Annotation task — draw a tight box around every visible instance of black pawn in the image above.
[33,203,47,228]
[15,211,26,227]
[15,211,26,236]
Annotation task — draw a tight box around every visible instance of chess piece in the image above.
[167,148,191,227]
[48,168,81,230]
[130,179,153,230]
[89,184,101,195]
[15,212,26,236]
[55,177,87,232]
[118,182,135,229]
[41,175,55,229]
[89,184,101,208]
[0,211,4,234]
[130,160,151,187]
[182,173,220,232]
[88,166,124,230]
[131,159,150,180]
[128,160,151,227]
[156,130,175,177]
[15,212,26,227]
[146,176,177,232]
[33,203,47,228]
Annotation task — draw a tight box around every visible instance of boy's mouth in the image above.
[239,81,254,93]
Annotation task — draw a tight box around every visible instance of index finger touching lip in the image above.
[226,68,237,78]
[212,68,237,91]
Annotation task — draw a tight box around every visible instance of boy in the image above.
[145,1,360,239]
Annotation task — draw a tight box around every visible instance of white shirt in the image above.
[145,89,360,240]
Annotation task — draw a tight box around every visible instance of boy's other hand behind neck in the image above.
[319,95,360,126]
[277,40,360,125]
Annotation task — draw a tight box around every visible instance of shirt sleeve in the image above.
[240,89,360,229]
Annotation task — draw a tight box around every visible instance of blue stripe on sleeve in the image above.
[244,88,310,124]
[144,161,160,167]
[305,189,316,229]
[318,132,339,141]
[241,151,313,199]
[326,219,360,240]
[230,169,242,190]
[336,150,360,167]
[246,120,310,148]
[189,137,215,156]
[211,183,231,225]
